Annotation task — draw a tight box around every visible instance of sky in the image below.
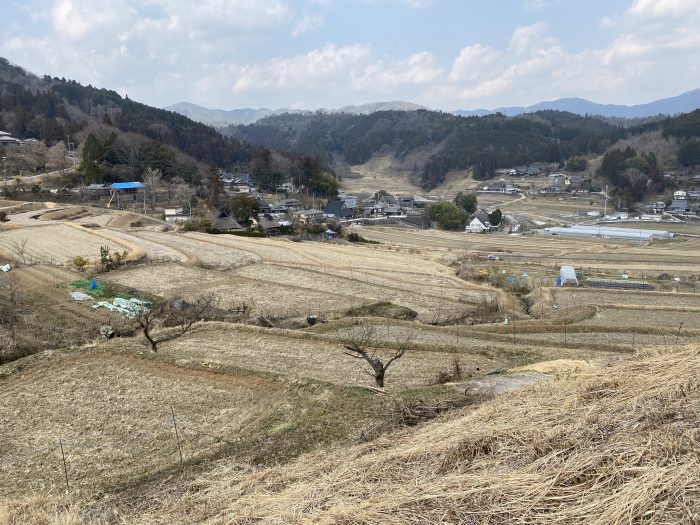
[1,0,699,111]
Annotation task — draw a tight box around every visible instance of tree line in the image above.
[222,109,626,190]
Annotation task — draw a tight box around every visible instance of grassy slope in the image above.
[116,345,700,524]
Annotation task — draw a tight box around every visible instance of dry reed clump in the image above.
[1,497,80,525]
[121,346,700,524]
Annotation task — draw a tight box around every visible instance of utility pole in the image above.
[604,185,608,218]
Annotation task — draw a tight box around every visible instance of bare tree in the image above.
[0,275,21,360]
[342,323,413,388]
[142,167,163,206]
[47,142,69,173]
[113,133,149,170]
[134,294,218,352]
[10,239,29,265]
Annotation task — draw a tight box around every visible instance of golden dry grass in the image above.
[0,351,286,499]
[154,323,473,388]
[37,207,90,221]
[113,345,700,524]
[0,224,126,264]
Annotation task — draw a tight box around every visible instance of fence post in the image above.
[171,407,184,473]
[59,439,69,492]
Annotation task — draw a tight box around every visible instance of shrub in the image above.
[428,202,467,230]
[436,357,468,384]
[71,255,89,272]
[347,232,380,244]
[98,246,129,271]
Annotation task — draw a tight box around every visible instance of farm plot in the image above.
[503,330,670,347]
[330,266,470,293]
[133,231,260,268]
[300,241,464,276]
[0,351,285,498]
[315,321,617,365]
[102,263,225,294]
[0,224,126,264]
[184,233,308,263]
[104,229,189,263]
[580,306,700,330]
[163,325,464,388]
[235,264,488,320]
[553,289,700,308]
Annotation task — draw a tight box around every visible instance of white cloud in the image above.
[3,0,700,110]
[629,0,699,18]
[449,44,501,82]
[353,51,443,90]
[509,21,553,55]
[292,14,324,37]
[233,43,371,92]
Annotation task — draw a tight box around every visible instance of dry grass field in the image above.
[0,351,286,498]
[0,224,126,264]
[3,198,700,524]
[357,225,700,276]
[106,345,700,525]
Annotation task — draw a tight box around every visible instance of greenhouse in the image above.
[544,225,673,241]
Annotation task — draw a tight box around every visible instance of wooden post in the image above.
[676,322,684,344]
[171,407,184,473]
[511,303,516,344]
[59,439,69,492]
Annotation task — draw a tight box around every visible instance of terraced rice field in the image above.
[104,229,189,263]
[131,230,260,268]
[581,306,700,330]
[553,289,700,308]
[163,324,478,387]
[0,224,126,263]
[0,351,285,498]
[314,320,624,362]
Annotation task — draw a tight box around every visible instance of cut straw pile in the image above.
[124,346,700,524]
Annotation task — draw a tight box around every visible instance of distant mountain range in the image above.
[452,89,700,118]
[168,89,700,127]
[165,101,427,127]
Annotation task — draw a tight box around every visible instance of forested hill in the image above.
[221,110,626,189]
[0,57,252,169]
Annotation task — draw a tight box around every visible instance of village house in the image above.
[477,183,520,194]
[398,196,414,208]
[669,199,690,213]
[258,215,282,235]
[294,209,325,224]
[0,131,22,146]
[651,201,667,213]
[465,209,492,233]
[164,205,189,223]
[272,198,304,209]
[207,210,241,232]
[324,200,354,219]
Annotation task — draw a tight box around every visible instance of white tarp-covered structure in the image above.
[559,266,579,286]
[93,297,150,318]
[544,225,673,241]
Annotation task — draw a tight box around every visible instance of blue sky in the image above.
[1,0,699,110]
